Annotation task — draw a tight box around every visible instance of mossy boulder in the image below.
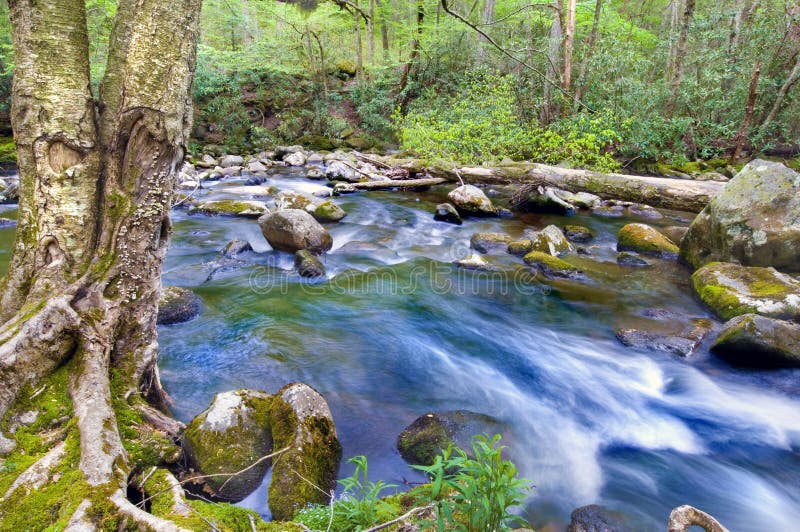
[710,314,800,368]
[680,160,800,272]
[157,286,201,325]
[312,201,347,223]
[447,185,498,217]
[397,411,503,466]
[564,225,594,243]
[275,191,315,211]
[529,225,573,256]
[276,191,347,223]
[661,226,688,246]
[295,250,325,278]
[189,200,268,218]
[470,232,512,253]
[268,383,342,521]
[508,239,534,256]
[258,209,333,254]
[617,223,678,257]
[523,251,583,278]
[691,262,800,321]
[183,389,273,501]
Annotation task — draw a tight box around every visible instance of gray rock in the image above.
[528,225,573,256]
[0,182,18,203]
[681,160,800,272]
[189,200,268,218]
[258,209,333,254]
[564,225,594,243]
[274,145,305,160]
[696,171,728,182]
[219,154,245,168]
[470,232,512,253]
[661,226,688,246]
[246,160,268,173]
[627,203,663,219]
[711,314,800,368]
[591,204,624,217]
[0,218,16,228]
[568,504,631,532]
[284,151,307,167]
[157,286,201,325]
[295,250,325,277]
[219,165,242,177]
[312,201,347,223]
[447,185,497,217]
[306,167,324,180]
[222,239,253,258]
[325,160,359,182]
[454,254,501,272]
[615,318,714,356]
[616,252,649,267]
[691,262,800,321]
[434,203,462,225]
[0,432,16,456]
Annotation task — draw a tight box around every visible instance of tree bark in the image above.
[476,0,496,64]
[0,0,203,527]
[399,0,425,96]
[760,51,800,134]
[731,58,760,161]
[563,0,577,92]
[573,0,602,110]
[541,3,564,125]
[666,0,695,116]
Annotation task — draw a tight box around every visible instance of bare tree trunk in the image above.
[665,0,683,81]
[476,0,496,64]
[541,3,563,125]
[367,0,375,67]
[375,0,390,61]
[573,0,602,110]
[355,0,364,78]
[666,0,695,116]
[399,0,425,95]
[731,59,760,161]
[0,0,203,527]
[563,0,577,92]
[760,52,800,134]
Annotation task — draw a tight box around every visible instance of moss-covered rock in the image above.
[275,191,347,223]
[183,389,273,501]
[447,185,498,217]
[564,225,595,243]
[470,232,512,254]
[312,201,347,223]
[617,223,678,257]
[222,239,253,258]
[616,252,649,267]
[691,262,800,321]
[295,250,325,278]
[268,383,342,522]
[529,225,573,256]
[433,203,462,225]
[189,199,268,218]
[680,160,800,272]
[507,239,533,256]
[397,411,503,466]
[710,314,800,368]
[157,286,201,325]
[523,251,583,278]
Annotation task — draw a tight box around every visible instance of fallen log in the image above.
[333,176,448,194]
[380,157,724,212]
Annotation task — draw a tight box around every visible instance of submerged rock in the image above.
[221,239,253,258]
[615,317,713,357]
[691,262,800,321]
[295,250,325,277]
[184,389,273,501]
[258,209,333,254]
[564,225,594,243]
[680,160,800,272]
[528,225,573,256]
[447,185,497,217]
[523,251,583,279]
[617,223,678,257]
[157,286,201,325]
[470,232,512,253]
[627,203,663,219]
[454,254,501,272]
[397,411,503,466]
[434,203,462,225]
[711,314,800,368]
[568,504,632,532]
[591,203,624,217]
[189,200,268,218]
[616,252,649,267]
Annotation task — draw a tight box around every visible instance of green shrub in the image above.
[412,434,530,532]
[337,455,400,530]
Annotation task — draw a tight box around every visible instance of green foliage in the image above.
[412,434,530,532]
[294,502,351,531]
[337,455,400,530]
[0,136,16,163]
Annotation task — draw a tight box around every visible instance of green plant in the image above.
[412,434,530,532]
[294,501,351,531]
[337,455,399,530]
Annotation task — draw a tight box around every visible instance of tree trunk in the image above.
[731,58,760,161]
[0,0,203,528]
[664,0,683,81]
[541,3,563,125]
[367,0,375,67]
[760,50,800,134]
[399,0,425,96]
[375,0,390,61]
[666,0,695,116]
[355,0,364,77]
[573,0,602,110]
[563,0,577,92]
[476,0,496,64]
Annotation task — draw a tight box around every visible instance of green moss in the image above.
[397,415,453,466]
[507,240,533,257]
[0,137,16,164]
[523,251,580,275]
[313,201,346,223]
[189,200,266,218]
[617,223,679,256]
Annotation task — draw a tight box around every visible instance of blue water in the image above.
[2,170,799,530]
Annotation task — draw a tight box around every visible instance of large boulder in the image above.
[258,209,333,254]
[470,232,512,253]
[529,225,573,256]
[219,154,244,168]
[447,185,497,217]
[275,191,347,223]
[325,160,360,182]
[268,383,342,521]
[157,286,201,325]
[617,223,678,258]
[691,262,800,321]
[680,160,800,272]
[284,151,307,167]
[523,251,583,279]
[711,314,800,368]
[183,389,273,501]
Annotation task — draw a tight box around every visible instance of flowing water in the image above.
[1,168,799,530]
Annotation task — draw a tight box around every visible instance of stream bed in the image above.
[1,167,799,530]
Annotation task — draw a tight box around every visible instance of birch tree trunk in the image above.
[666,0,695,116]
[0,0,204,528]
[563,0,577,92]
[573,0,602,110]
[541,3,563,125]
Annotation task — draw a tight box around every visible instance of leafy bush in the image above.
[412,434,530,532]
[337,455,399,530]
